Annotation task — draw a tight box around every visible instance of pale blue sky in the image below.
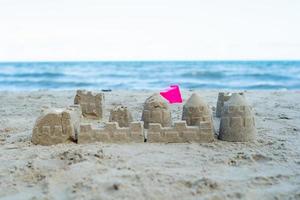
[0,0,300,61]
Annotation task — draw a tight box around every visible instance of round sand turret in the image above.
[219,93,256,142]
[141,93,172,129]
[182,93,212,126]
[109,105,133,127]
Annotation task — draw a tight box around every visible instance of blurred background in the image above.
[0,0,300,90]
[0,61,300,90]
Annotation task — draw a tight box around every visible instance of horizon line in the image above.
[1,59,300,63]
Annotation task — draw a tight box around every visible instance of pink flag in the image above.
[160,85,183,104]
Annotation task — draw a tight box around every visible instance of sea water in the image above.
[0,61,299,90]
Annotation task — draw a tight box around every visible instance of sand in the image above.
[0,90,299,200]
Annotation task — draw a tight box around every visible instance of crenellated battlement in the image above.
[77,121,144,143]
[147,121,214,143]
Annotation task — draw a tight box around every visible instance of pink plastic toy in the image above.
[160,85,183,104]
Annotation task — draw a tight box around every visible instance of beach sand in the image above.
[0,90,299,200]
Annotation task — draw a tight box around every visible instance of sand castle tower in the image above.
[216,92,244,117]
[219,93,256,142]
[74,90,104,120]
[182,93,212,126]
[109,105,133,127]
[142,93,172,129]
[32,105,81,145]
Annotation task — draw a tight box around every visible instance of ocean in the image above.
[0,61,299,90]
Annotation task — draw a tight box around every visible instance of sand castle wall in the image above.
[78,120,214,143]
[147,121,214,143]
[78,121,144,143]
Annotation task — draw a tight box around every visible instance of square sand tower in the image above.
[74,90,104,120]
[32,105,81,145]
[109,105,133,127]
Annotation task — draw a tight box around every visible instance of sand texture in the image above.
[0,90,299,200]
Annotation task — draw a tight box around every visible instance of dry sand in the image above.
[0,90,299,200]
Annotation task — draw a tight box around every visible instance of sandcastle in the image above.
[74,90,104,120]
[109,105,133,127]
[32,105,81,145]
[31,90,256,145]
[218,93,256,142]
[216,92,244,117]
[182,93,213,126]
[141,93,172,129]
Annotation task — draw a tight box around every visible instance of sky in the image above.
[0,0,300,61]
